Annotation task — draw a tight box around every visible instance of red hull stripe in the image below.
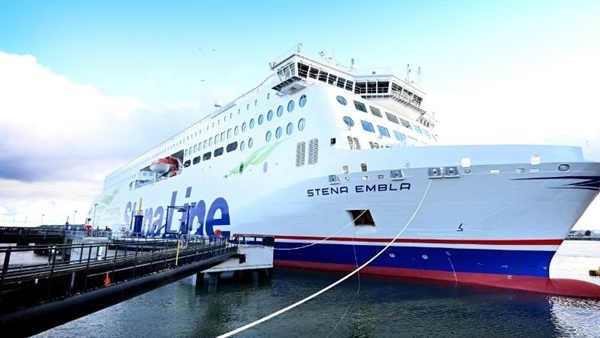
[240,234,563,246]
[275,260,600,299]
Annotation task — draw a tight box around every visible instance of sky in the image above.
[1,0,599,229]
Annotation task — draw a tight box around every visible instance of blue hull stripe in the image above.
[274,242,555,278]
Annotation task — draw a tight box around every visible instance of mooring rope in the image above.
[273,210,368,251]
[216,179,432,338]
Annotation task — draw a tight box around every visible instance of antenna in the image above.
[405,64,411,83]
[586,140,590,159]
[351,58,355,70]
[417,66,422,87]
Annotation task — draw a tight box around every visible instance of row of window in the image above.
[107,93,309,188]
[338,95,436,141]
[343,115,420,144]
[296,61,423,107]
[184,95,308,159]
[181,118,308,168]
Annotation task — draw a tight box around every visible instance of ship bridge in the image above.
[270,53,437,129]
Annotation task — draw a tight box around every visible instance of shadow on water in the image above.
[32,267,599,338]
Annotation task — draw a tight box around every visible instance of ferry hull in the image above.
[276,258,600,299]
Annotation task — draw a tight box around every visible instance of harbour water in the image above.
[20,241,600,337]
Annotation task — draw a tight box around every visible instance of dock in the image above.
[0,233,274,337]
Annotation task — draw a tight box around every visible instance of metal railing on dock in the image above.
[0,236,235,316]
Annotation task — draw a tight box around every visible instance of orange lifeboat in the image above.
[150,157,178,173]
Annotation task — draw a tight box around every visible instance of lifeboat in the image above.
[150,157,178,173]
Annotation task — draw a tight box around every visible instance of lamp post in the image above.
[93,203,98,226]
[73,210,77,225]
[40,214,45,225]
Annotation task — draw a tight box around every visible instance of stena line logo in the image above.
[123,186,230,237]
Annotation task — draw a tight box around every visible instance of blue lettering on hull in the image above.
[123,186,230,237]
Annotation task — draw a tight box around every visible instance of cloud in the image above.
[0,52,206,183]
[0,52,212,226]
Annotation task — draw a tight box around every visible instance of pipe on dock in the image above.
[0,252,236,337]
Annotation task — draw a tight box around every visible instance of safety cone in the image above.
[104,272,111,286]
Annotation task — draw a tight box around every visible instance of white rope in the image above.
[274,209,367,251]
[217,179,432,338]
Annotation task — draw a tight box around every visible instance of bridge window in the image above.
[193,156,201,164]
[214,147,224,157]
[343,116,355,127]
[345,80,353,92]
[336,95,347,105]
[203,152,211,161]
[328,74,337,85]
[360,120,375,133]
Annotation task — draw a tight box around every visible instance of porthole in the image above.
[286,122,293,135]
[558,164,570,171]
[250,118,255,129]
[267,93,270,100]
[258,114,264,125]
[254,99,258,106]
[336,95,347,105]
[277,105,284,117]
[299,94,307,107]
[343,116,355,127]
[267,110,274,121]
[242,122,247,132]
[298,118,306,131]
[266,130,272,142]
[240,141,246,151]
[248,137,254,149]
[276,127,282,139]
[287,100,295,112]
[234,126,239,135]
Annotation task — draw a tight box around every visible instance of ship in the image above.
[86,44,600,299]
